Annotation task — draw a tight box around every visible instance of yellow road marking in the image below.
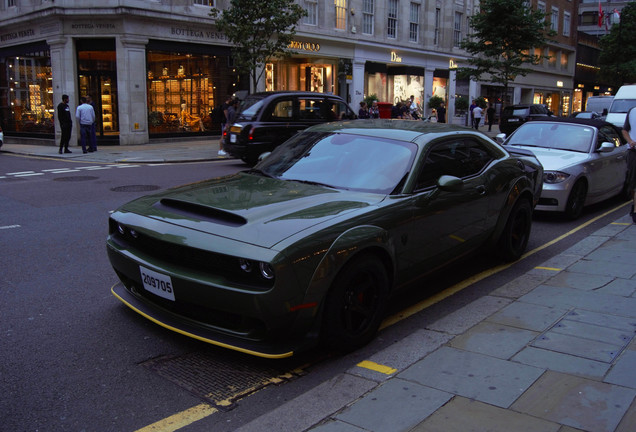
[136,200,631,431]
[134,404,217,432]
[357,360,398,375]
[534,266,562,271]
[611,222,631,225]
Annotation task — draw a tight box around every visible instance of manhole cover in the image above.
[53,176,99,182]
[142,351,304,409]
[111,185,160,192]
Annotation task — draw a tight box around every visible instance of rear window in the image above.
[504,107,530,117]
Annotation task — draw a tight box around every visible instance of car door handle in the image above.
[476,185,486,195]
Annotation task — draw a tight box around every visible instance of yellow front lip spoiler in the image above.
[111,283,294,359]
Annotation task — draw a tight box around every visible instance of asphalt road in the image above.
[0,153,630,432]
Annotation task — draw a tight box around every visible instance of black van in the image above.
[225,91,356,165]
[499,104,553,135]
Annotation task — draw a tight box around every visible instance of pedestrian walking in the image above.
[472,104,483,130]
[486,103,496,132]
[76,96,96,154]
[622,106,636,223]
[57,94,73,154]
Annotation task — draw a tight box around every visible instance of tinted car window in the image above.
[299,98,329,120]
[237,98,266,121]
[416,139,494,189]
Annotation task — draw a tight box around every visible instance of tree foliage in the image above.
[211,0,306,91]
[598,2,636,86]
[458,0,555,100]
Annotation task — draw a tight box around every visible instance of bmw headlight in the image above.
[543,171,570,184]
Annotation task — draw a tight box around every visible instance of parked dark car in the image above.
[499,104,553,135]
[107,120,542,358]
[225,91,357,165]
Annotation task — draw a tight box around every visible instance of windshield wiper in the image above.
[286,178,337,189]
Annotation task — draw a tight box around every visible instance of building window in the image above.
[563,11,570,36]
[434,8,440,45]
[453,12,462,47]
[388,0,398,39]
[303,0,317,25]
[193,0,214,5]
[335,0,346,30]
[551,7,559,32]
[362,0,374,34]
[537,1,546,20]
[409,2,420,42]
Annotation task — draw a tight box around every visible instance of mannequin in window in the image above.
[180,100,203,131]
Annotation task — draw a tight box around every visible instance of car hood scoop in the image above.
[126,172,382,248]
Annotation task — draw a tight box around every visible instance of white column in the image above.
[47,36,77,145]
[350,59,365,110]
[117,36,149,145]
[424,68,434,118]
[448,69,456,123]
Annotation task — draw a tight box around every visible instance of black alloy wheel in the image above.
[497,198,532,262]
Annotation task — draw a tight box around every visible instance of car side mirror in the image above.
[258,152,271,162]
[437,175,464,192]
[495,133,506,144]
[598,142,615,153]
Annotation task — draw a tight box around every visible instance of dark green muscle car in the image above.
[107,120,542,358]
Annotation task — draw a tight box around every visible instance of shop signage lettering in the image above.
[391,51,402,63]
[71,23,116,30]
[288,41,321,52]
[1,28,35,42]
[170,27,226,41]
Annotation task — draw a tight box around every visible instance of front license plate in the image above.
[230,134,237,143]
[140,266,175,301]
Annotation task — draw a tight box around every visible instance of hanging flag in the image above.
[598,0,604,27]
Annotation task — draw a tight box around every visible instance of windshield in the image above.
[256,132,417,194]
[609,99,636,114]
[236,97,266,121]
[507,122,594,153]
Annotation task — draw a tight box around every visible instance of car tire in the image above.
[564,180,587,220]
[497,198,532,262]
[322,254,389,352]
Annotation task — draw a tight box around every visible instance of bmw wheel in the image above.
[564,180,587,220]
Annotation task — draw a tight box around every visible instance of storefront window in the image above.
[267,59,335,94]
[0,44,53,136]
[146,48,242,135]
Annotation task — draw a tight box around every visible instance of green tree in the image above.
[598,2,636,86]
[458,0,555,104]
[211,0,306,91]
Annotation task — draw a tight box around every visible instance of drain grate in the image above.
[111,184,160,192]
[53,175,99,182]
[142,351,304,409]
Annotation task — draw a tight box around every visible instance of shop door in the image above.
[77,39,119,144]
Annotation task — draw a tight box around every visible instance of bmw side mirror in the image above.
[598,142,615,153]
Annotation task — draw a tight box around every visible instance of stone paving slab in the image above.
[490,273,553,299]
[551,318,632,346]
[533,330,624,363]
[519,285,636,318]
[567,259,636,279]
[332,378,452,432]
[448,321,538,359]
[512,346,611,379]
[309,420,367,432]
[411,396,561,432]
[605,350,636,389]
[512,371,636,432]
[486,302,568,332]
[425,295,511,334]
[398,347,544,408]
[543,271,614,291]
[565,309,636,332]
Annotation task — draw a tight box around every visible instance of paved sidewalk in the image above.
[3,131,634,431]
[229,217,636,432]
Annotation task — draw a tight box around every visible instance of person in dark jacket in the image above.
[57,94,72,154]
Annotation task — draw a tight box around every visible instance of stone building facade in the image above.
[0,0,578,146]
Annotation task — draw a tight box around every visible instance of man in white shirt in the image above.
[472,105,483,129]
[622,107,636,222]
[76,96,96,154]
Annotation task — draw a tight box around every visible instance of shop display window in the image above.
[0,47,54,135]
[147,50,242,135]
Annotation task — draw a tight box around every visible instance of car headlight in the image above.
[237,259,275,281]
[543,171,570,184]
